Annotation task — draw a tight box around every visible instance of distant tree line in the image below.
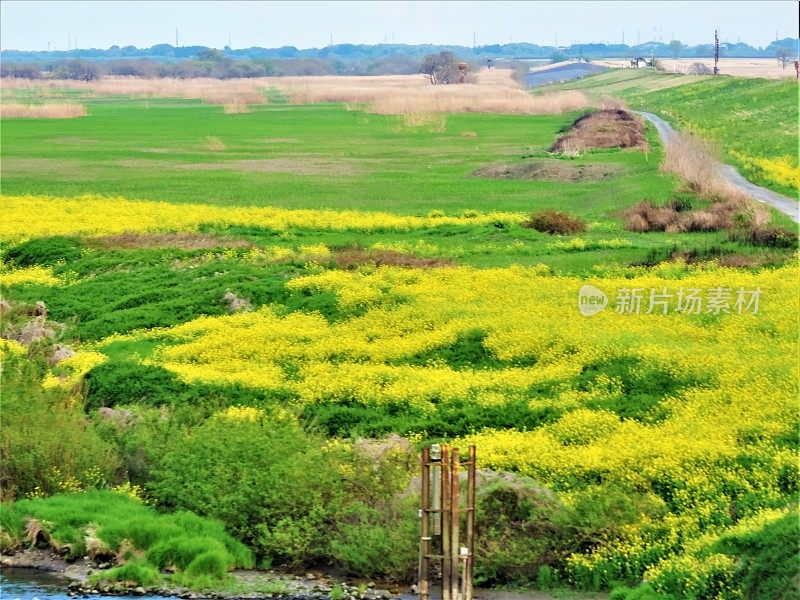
[0,51,424,80]
[2,37,797,65]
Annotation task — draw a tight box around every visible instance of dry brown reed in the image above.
[268,70,595,115]
[1,70,595,116]
[662,133,752,203]
[0,102,87,118]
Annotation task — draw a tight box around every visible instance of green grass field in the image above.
[1,96,791,274]
[551,69,800,196]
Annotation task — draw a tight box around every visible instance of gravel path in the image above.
[638,111,799,223]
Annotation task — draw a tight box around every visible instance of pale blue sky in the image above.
[1,1,797,51]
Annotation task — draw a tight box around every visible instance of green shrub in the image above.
[184,550,232,580]
[6,490,252,584]
[0,355,119,500]
[715,510,800,600]
[473,476,568,586]
[90,560,162,587]
[328,500,418,580]
[2,236,83,267]
[610,583,676,600]
[150,416,342,563]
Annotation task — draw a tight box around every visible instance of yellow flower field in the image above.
[0,194,525,242]
[89,262,798,595]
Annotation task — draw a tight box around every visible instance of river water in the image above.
[0,568,172,600]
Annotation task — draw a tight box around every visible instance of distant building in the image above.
[630,57,649,68]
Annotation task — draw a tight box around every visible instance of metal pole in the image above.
[441,447,451,600]
[450,449,460,600]
[419,447,431,600]
[431,445,442,536]
[465,446,476,600]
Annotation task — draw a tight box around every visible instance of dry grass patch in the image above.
[223,101,251,114]
[0,77,267,105]
[178,158,364,176]
[472,159,622,182]
[551,109,647,152]
[85,232,253,250]
[0,103,86,118]
[270,71,595,115]
[662,133,750,202]
[205,136,226,152]
[461,131,478,138]
[325,247,455,269]
[1,157,95,181]
[522,210,587,235]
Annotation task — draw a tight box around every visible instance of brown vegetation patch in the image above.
[1,158,92,180]
[261,138,300,144]
[472,159,622,182]
[179,158,364,176]
[86,232,253,250]
[50,136,100,145]
[662,133,750,202]
[622,198,794,249]
[324,247,455,269]
[550,109,647,152]
[522,210,587,235]
[205,136,226,152]
[0,103,87,119]
[624,199,740,233]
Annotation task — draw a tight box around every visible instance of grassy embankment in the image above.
[551,69,800,197]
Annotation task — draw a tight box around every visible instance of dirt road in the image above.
[638,111,799,223]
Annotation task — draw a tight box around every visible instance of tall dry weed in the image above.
[662,133,750,203]
[0,103,87,118]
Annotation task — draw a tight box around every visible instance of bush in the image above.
[714,510,800,600]
[6,490,252,584]
[0,355,119,500]
[90,561,162,587]
[473,475,568,586]
[149,416,344,564]
[730,224,799,248]
[522,210,586,235]
[328,500,418,580]
[150,415,419,580]
[2,236,83,267]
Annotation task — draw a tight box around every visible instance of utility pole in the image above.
[637,29,641,45]
[175,28,179,48]
[473,30,476,48]
[714,29,720,75]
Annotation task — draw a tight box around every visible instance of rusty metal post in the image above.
[441,446,451,600]
[465,446,476,600]
[419,446,431,600]
[450,448,460,600]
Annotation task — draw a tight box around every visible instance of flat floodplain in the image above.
[1,73,798,600]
